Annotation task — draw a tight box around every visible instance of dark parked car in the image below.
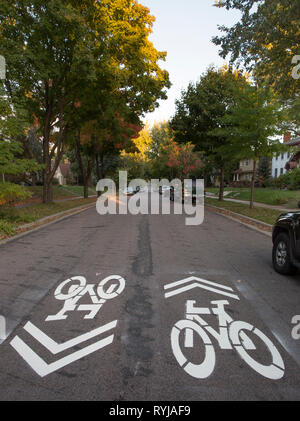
[272,212,300,275]
[170,183,206,204]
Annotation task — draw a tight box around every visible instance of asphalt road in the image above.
[0,192,299,401]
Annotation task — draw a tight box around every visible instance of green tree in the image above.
[171,66,249,200]
[0,0,170,203]
[256,157,271,187]
[213,0,300,133]
[212,84,282,208]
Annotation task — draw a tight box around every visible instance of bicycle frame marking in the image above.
[171,299,285,381]
[10,274,126,377]
[46,275,126,321]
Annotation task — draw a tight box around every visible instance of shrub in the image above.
[0,182,32,205]
[231,180,251,188]
[289,168,300,190]
[52,177,59,185]
[264,178,277,188]
[0,220,16,236]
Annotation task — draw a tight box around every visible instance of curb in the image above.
[205,204,273,238]
[0,201,96,245]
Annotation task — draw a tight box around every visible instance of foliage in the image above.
[167,142,203,179]
[0,181,32,205]
[213,0,300,99]
[278,168,300,190]
[0,139,41,176]
[210,82,283,207]
[0,0,170,202]
[171,66,250,198]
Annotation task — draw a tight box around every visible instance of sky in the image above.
[141,0,242,127]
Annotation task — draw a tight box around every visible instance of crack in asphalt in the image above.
[121,215,154,397]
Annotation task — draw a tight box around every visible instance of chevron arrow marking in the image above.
[164,277,239,300]
[10,320,118,377]
[23,320,117,354]
[11,334,114,377]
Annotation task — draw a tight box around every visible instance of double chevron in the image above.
[10,320,117,377]
[164,276,240,300]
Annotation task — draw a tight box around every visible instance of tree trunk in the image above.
[95,155,101,181]
[250,160,257,209]
[43,180,53,203]
[83,178,89,199]
[218,165,225,201]
[96,153,105,180]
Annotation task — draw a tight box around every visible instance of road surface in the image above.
[0,192,299,400]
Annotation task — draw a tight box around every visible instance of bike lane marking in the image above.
[8,274,126,377]
[163,276,286,382]
[164,276,240,300]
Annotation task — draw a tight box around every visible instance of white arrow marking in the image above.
[23,320,117,354]
[164,277,239,300]
[11,334,114,377]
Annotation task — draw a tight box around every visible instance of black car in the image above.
[272,212,300,275]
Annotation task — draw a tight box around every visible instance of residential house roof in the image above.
[285,136,300,147]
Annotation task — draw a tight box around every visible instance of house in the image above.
[272,134,297,178]
[233,159,255,182]
[54,160,75,185]
[284,135,300,172]
[232,134,300,182]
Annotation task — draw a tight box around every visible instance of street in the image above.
[0,194,299,401]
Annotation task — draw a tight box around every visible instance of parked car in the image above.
[123,187,135,196]
[170,184,206,203]
[272,212,300,275]
[159,185,171,195]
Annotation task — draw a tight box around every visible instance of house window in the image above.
[281,154,284,160]
[275,169,278,178]
[280,168,284,175]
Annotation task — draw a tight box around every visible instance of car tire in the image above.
[272,232,298,275]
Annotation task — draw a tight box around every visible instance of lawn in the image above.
[206,187,300,207]
[0,197,96,238]
[205,197,284,225]
[27,185,96,200]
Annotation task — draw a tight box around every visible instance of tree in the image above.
[213,0,300,133]
[213,0,299,96]
[256,157,271,186]
[171,66,249,200]
[119,124,152,180]
[147,122,177,179]
[0,85,42,191]
[212,83,283,208]
[167,142,203,180]
[73,112,141,198]
[0,0,170,203]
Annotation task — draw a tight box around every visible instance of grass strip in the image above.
[0,197,96,238]
[205,197,284,226]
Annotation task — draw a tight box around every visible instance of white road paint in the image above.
[11,334,114,378]
[46,275,126,321]
[169,297,285,381]
[23,320,117,354]
[10,321,118,377]
[10,274,127,377]
[0,315,6,341]
[164,277,240,300]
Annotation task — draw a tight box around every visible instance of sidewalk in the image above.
[207,195,298,212]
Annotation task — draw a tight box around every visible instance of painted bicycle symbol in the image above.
[46,275,126,321]
[171,299,285,380]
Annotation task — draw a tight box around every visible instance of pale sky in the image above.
[141,0,242,127]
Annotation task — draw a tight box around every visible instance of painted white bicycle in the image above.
[171,300,285,380]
